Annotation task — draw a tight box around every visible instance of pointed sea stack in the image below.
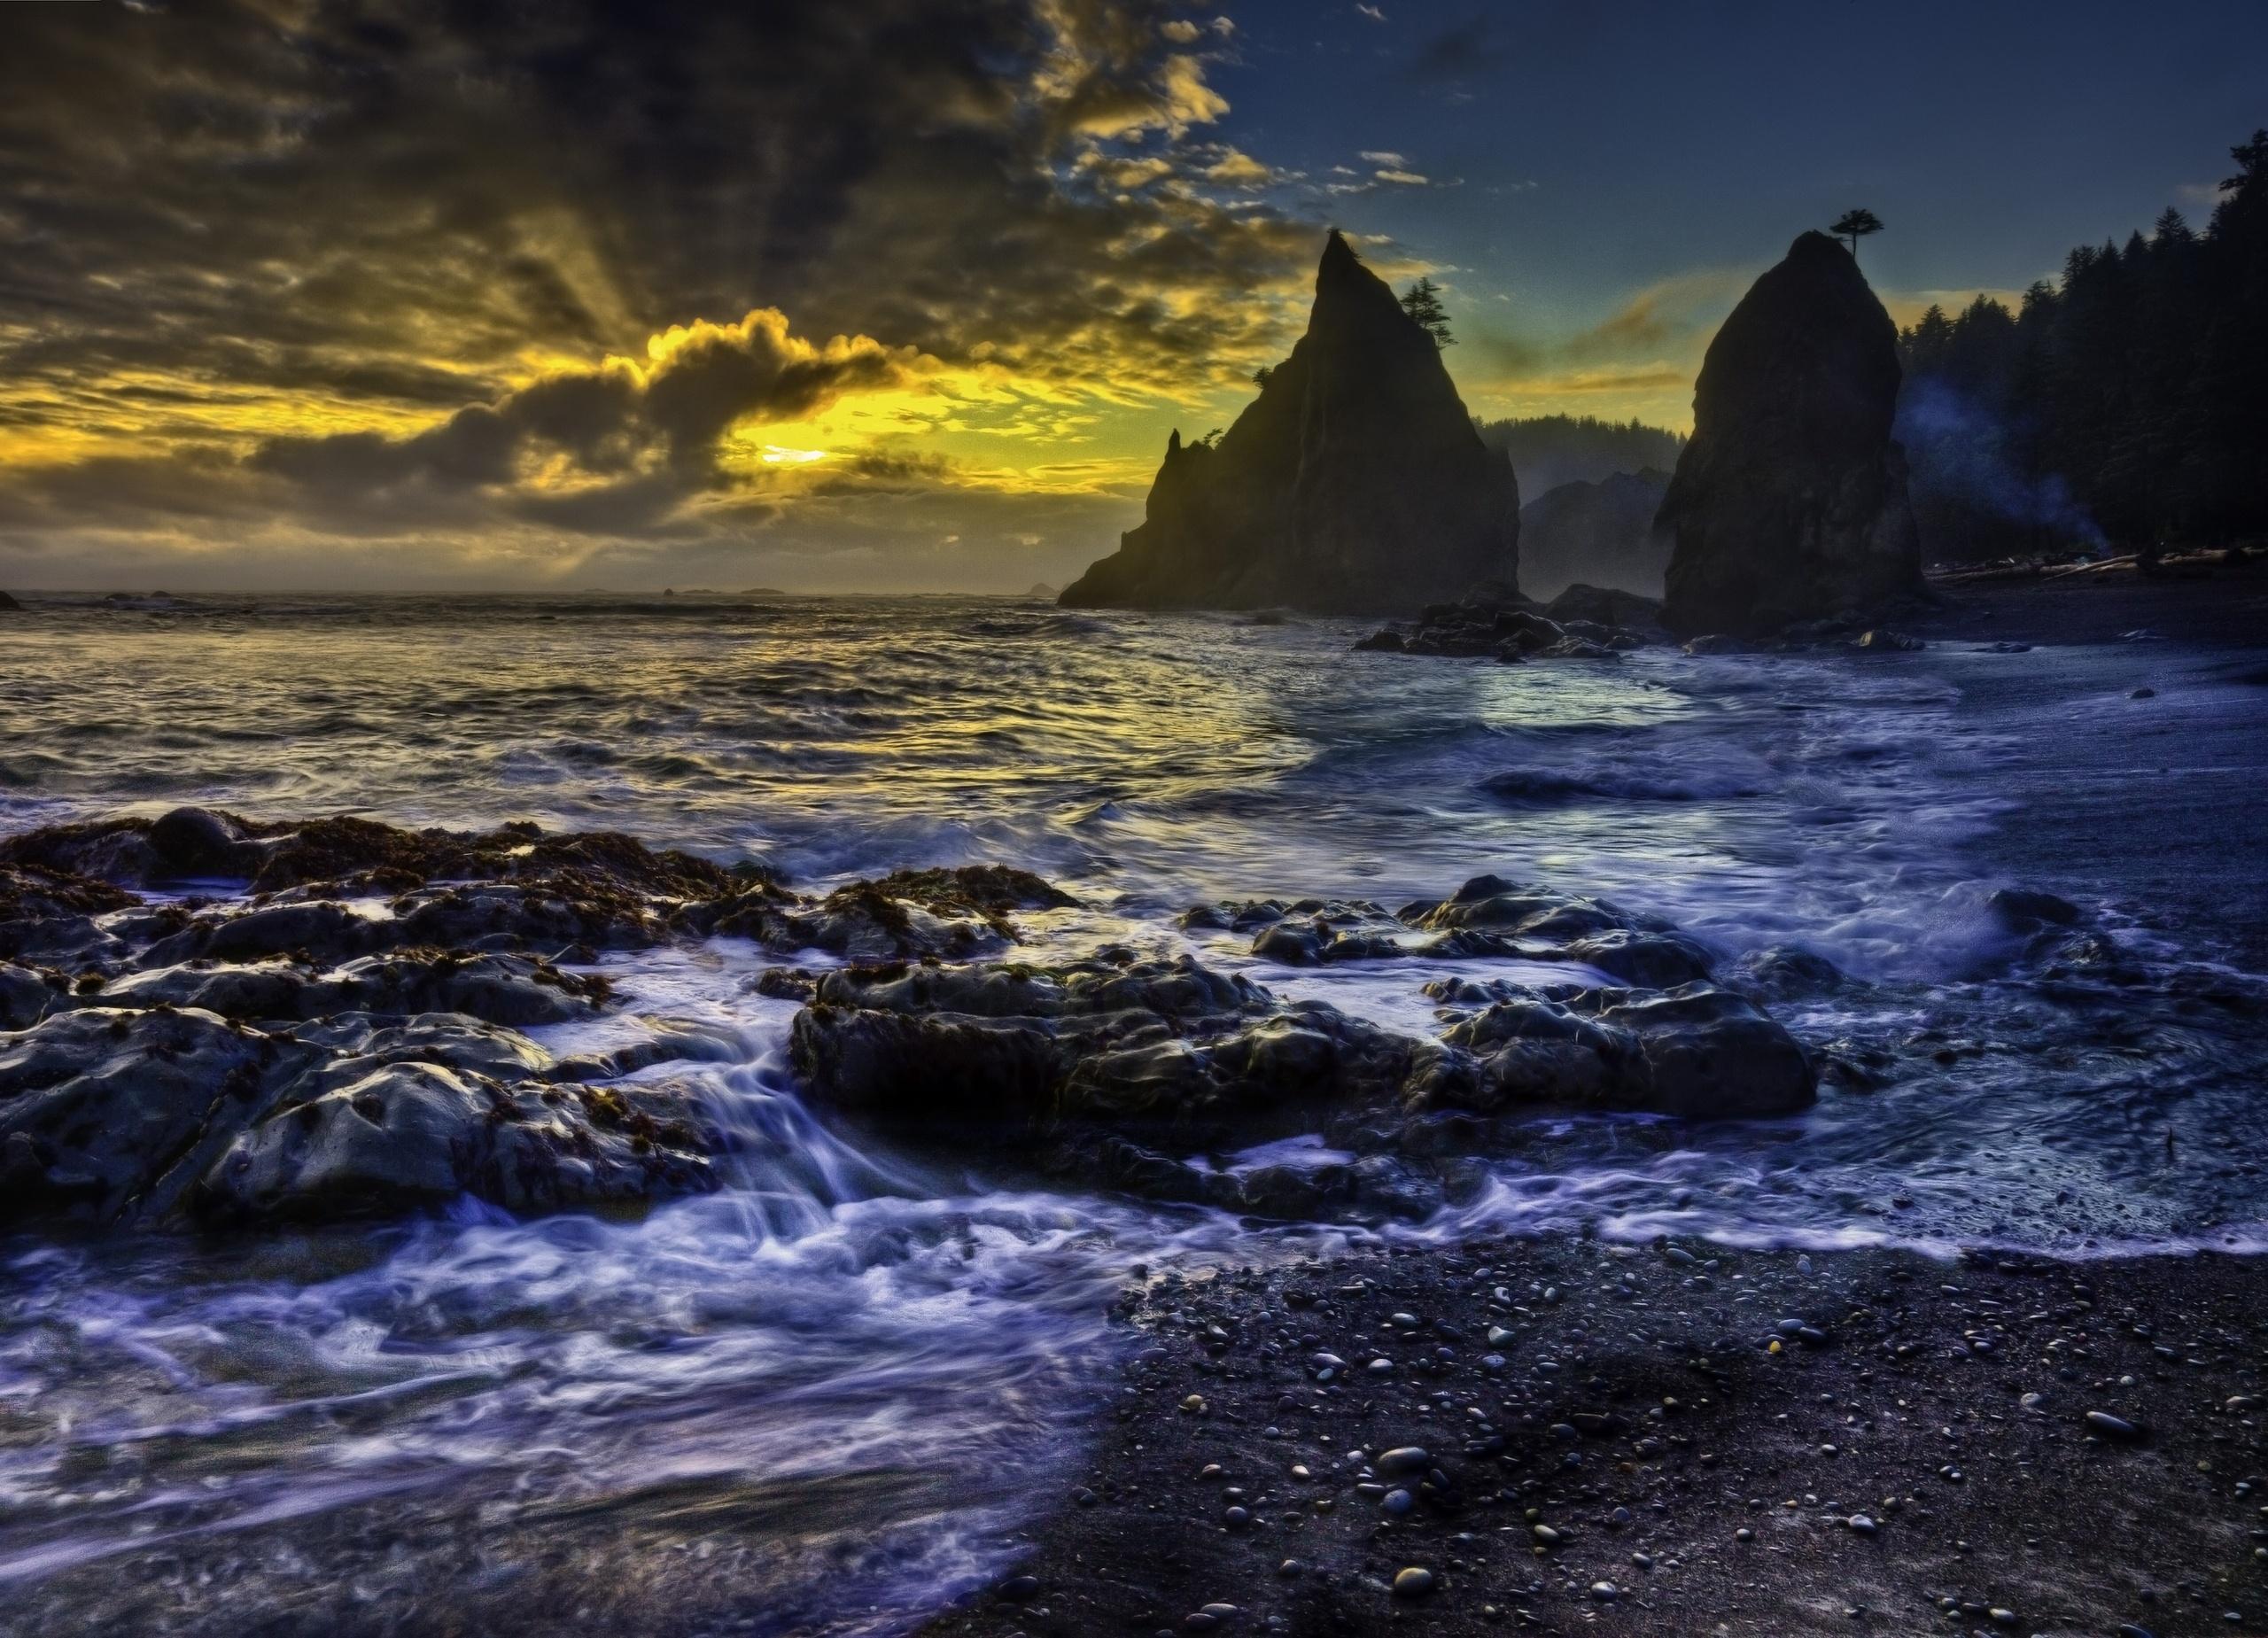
[1657,231,1924,636]
[1060,232,1518,615]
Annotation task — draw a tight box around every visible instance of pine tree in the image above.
[1399,277,1454,348]
[1829,208,1884,265]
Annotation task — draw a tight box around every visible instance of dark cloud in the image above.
[0,0,1326,581]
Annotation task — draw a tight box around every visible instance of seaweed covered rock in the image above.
[1060,233,1518,615]
[1658,232,1925,636]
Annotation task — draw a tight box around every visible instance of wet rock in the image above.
[1658,232,1925,636]
[790,953,1413,1158]
[97,951,607,1028]
[0,1006,305,1225]
[197,1061,718,1222]
[1729,945,1849,1001]
[0,961,58,1030]
[1989,888,2083,932]
[1418,978,1815,1119]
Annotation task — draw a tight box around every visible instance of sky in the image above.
[2,0,2263,594]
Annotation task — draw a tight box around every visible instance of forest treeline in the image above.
[1474,415,1686,501]
[1896,128,2268,561]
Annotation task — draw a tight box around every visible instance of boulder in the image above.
[1418,978,1815,1120]
[1658,231,1925,636]
[1060,232,1518,614]
[790,953,1412,1156]
[198,1063,718,1223]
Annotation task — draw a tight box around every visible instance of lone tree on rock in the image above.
[1829,208,1884,264]
[1400,276,1455,347]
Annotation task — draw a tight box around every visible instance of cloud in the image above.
[252,310,925,502]
[1374,168,1429,186]
[1360,151,1409,166]
[1203,147,1279,188]
[1355,4,1387,20]
[0,0,1335,586]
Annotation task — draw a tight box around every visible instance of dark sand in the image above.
[920,1239,2268,1638]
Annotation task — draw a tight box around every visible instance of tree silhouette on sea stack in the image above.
[1400,276,1455,347]
[1829,208,1884,263]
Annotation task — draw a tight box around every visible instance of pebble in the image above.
[2086,1410,2146,1441]
[1223,1506,1250,1528]
[1590,1581,1619,1603]
[1392,1566,1435,1598]
[1376,1447,1431,1476]
[1278,1559,1303,1578]
[1383,1488,1414,1517]
[1736,1527,1754,1543]
[1846,1514,1877,1534]
[1180,1394,1206,1414]
[1000,1575,1041,1601]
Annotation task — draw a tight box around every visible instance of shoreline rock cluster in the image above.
[3,810,1828,1236]
[0,809,1070,1230]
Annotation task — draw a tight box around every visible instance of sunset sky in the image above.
[4,0,2263,594]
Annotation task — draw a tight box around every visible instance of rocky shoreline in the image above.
[918,1238,2268,1638]
[0,806,1892,1236]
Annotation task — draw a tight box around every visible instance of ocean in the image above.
[2,590,2264,1631]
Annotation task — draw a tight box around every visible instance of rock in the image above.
[1375,1447,1430,1476]
[2085,1410,2146,1441]
[1418,977,1815,1119]
[1547,581,1665,629]
[0,1006,298,1224]
[1391,1567,1435,1598]
[1657,232,1925,636]
[0,590,20,611]
[790,953,1411,1166]
[1988,888,2082,932]
[1059,232,1518,615]
[1854,627,1924,651]
[1519,474,1674,603]
[0,961,58,1029]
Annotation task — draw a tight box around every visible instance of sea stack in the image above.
[1657,231,1924,636]
[1060,231,1518,614]
[1517,469,1674,602]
